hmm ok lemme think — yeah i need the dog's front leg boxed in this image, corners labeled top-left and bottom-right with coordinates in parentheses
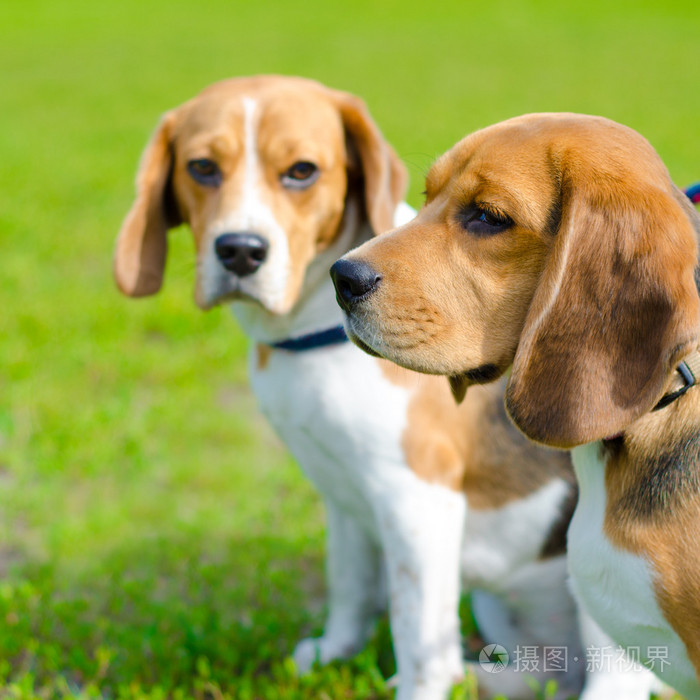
top-left (293, 501), bottom-right (382, 671)
top-left (377, 479), bottom-right (466, 700)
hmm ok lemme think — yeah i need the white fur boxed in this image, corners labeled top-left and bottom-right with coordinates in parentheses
top-left (394, 201), bottom-right (417, 227)
top-left (569, 442), bottom-right (692, 699)
top-left (466, 497), bottom-right (586, 700)
top-left (462, 479), bottom-right (569, 586)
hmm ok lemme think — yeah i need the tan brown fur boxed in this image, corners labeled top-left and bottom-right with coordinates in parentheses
top-left (407, 376), bottom-right (574, 509)
top-left (256, 343), bottom-right (272, 371)
top-left (377, 359), bottom-right (573, 514)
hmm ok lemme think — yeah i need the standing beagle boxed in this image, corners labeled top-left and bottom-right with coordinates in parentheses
top-left (332, 112), bottom-right (700, 699)
top-left (116, 83), bottom-right (647, 699)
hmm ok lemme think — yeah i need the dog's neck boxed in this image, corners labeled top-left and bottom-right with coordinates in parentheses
top-left (230, 197), bottom-right (370, 345)
top-left (577, 363), bottom-right (700, 533)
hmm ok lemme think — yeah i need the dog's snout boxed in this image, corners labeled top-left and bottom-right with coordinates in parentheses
top-left (214, 233), bottom-right (269, 277)
top-left (330, 258), bottom-right (382, 311)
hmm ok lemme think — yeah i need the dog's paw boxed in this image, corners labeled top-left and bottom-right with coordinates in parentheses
top-left (292, 637), bottom-right (323, 674)
top-left (292, 636), bottom-right (363, 673)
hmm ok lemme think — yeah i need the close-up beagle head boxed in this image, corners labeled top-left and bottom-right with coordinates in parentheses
top-left (332, 113), bottom-right (700, 448)
top-left (114, 75), bottom-right (405, 313)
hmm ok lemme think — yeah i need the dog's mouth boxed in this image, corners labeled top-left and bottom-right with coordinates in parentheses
top-left (347, 329), bottom-right (382, 358)
top-left (197, 275), bottom-right (265, 311)
top-left (212, 288), bottom-right (254, 307)
top-left (199, 268), bottom-right (298, 318)
top-left (343, 316), bottom-right (383, 358)
top-left (344, 312), bottom-right (510, 405)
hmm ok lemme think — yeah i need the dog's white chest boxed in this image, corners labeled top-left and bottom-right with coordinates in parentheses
top-left (249, 342), bottom-right (411, 522)
top-left (461, 478), bottom-right (570, 588)
top-left (569, 442), bottom-right (696, 696)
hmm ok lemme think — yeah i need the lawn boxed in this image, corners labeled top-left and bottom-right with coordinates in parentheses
top-left (1, 1), bottom-right (699, 698)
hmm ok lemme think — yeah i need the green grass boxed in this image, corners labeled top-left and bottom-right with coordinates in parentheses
top-left (1, 0), bottom-right (699, 697)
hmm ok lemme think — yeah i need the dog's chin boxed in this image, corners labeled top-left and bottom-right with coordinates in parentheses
top-left (196, 285), bottom-right (239, 310)
top-left (343, 317), bottom-right (383, 358)
top-left (196, 281), bottom-right (258, 311)
top-left (198, 285), bottom-right (299, 317)
top-left (346, 329), bottom-right (382, 358)
top-left (346, 317), bottom-right (507, 405)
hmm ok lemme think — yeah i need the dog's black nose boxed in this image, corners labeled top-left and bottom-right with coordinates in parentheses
top-left (330, 258), bottom-right (381, 311)
top-left (214, 233), bottom-right (269, 277)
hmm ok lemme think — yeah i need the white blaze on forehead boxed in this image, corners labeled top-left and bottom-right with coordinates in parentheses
top-left (201, 96), bottom-right (291, 312)
top-left (241, 97), bottom-right (261, 213)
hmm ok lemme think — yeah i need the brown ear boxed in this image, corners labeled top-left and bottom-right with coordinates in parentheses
top-left (332, 92), bottom-right (408, 234)
top-left (114, 110), bottom-right (182, 296)
top-left (506, 176), bottom-right (700, 448)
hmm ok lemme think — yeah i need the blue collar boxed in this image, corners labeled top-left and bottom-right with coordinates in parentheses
top-left (270, 325), bottom-right (349, 352)
top-left (686, 181), bottom-right (700, 204)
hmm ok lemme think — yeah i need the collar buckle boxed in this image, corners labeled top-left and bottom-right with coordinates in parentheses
top-left (652, 360), bottom-right (697, 412)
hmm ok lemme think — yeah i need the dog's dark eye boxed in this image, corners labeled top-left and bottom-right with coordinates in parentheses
top-left (281, 161), bottom-right (319, 189)
top-left (187, 158), bottom-right (222, 186)
top-left (458, 205), bottom-right (513, 236)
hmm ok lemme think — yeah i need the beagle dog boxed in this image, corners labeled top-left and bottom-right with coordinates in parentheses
top-left (332, 112), bottom-right (700, 699)
top-left (115, 81), bottom-right (636, 700)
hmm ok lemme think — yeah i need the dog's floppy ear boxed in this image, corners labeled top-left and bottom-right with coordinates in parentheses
top-left (114, 110), bottom-right (182, 296)
top-left (506, 173), bottom-right (700, 448)
top-left (332, 91), bottom-right (408, 234)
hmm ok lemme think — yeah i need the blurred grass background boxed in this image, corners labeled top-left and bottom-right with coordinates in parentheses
top-left (1, 0), bottom-right (699, 697)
